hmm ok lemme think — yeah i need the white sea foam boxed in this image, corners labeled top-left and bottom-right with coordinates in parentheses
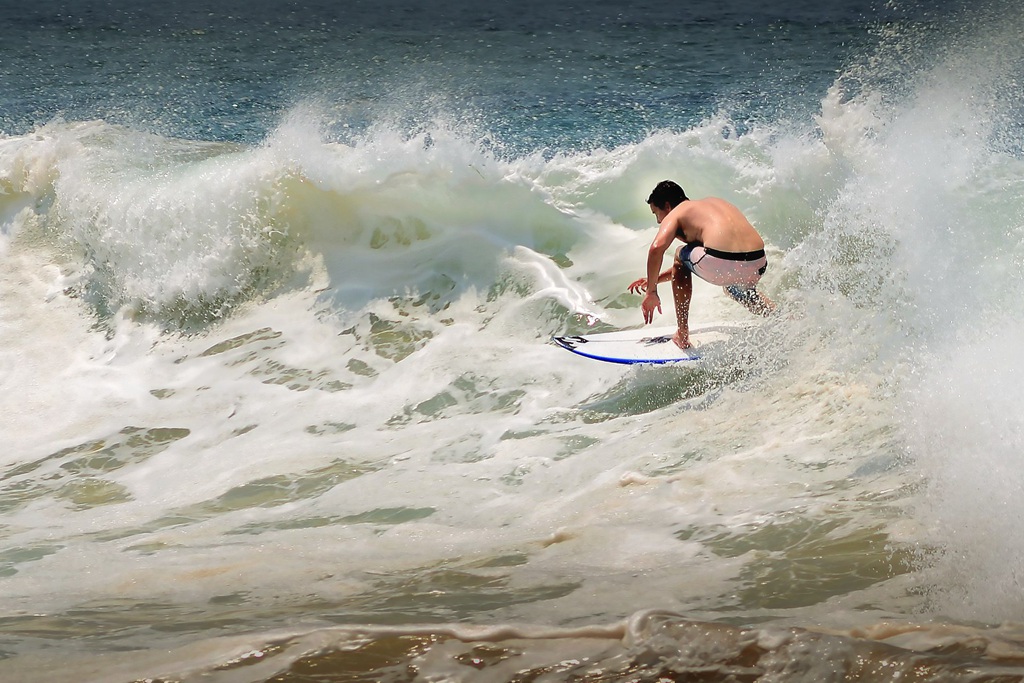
top-left (0, 107), bottom-right (895, 609)
top-left (2, 11), bottom-right (1024, 672)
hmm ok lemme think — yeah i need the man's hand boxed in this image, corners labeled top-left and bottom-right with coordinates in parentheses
top-left (641, 291), bottom-right (661, 324)
top-left (628, 278), bottom-right (648, 294)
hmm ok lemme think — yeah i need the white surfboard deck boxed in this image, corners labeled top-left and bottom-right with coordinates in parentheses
top-left (551, 323), bottom-right (747, 365)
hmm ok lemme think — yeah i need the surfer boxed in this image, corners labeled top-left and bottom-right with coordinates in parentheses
top-left (629, 180), bottom-right (775, 349)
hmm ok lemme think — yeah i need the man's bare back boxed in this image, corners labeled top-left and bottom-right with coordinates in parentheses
top-left (658, 197), bottom-right (766, 253)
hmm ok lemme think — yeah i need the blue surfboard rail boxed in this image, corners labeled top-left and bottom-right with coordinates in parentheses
top-left (551, 333), bottom-right (702, 365)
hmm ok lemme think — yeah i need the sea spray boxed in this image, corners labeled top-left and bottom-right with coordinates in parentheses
top-left (6, 1), bottom-right (1024, 680)
top-left (791, 1), bottom-right (1024, 622)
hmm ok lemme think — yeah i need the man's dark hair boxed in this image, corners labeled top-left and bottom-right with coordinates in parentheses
top-left (646, 180), bottom-right (688, 208)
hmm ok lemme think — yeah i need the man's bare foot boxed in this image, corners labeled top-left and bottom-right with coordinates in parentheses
top-left (673, 330), bottom-right (692, 350)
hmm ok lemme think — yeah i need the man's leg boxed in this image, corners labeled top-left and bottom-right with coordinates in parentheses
top-left (724, 285), bottom-right (775, 317)
top-left (671, 260), bottom-right (693, 349)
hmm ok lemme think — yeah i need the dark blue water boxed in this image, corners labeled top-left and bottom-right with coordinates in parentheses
top-left (1, 0), bottom-right (944, 151)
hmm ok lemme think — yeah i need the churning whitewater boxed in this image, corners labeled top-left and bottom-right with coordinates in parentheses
top-left (3, 0), bottom-right (1024, 680)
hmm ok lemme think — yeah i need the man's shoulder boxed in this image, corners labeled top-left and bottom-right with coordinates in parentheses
top-left (673, 198), bottom-right (711, 217)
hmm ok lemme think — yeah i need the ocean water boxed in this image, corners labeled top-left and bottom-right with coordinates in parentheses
top-left (4, 0), bottom-right (1024, 680)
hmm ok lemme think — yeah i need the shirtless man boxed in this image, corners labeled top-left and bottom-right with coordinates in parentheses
top-left (628, 180), bottom-right (775, 349)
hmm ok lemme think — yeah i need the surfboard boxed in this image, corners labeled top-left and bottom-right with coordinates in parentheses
top-left (551, 323), bottom-right (743, 365)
